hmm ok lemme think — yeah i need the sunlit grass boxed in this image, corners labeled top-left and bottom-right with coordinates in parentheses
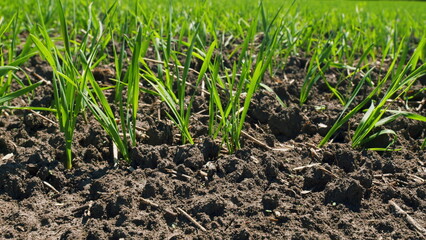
top-left (0, 0), bottom-right (425, 168)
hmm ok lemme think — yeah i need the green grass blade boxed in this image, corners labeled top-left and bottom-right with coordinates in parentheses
top-left (237, 60), bottom-right (264, 137)
top-left (360, 129), bottom-right (396, 146)
top-left (0, 81), bottom-right (42, 104)
top-left (56, 0), bottom-right (71, 56)
top-left (126, 26), bottom-right (145, 146)
top-left (0, 66), bottom-right (19, 77)
top-left (29, 34), bottom-right (57, 71)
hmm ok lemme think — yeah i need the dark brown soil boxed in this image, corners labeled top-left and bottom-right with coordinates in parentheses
top-left (1, 54), bottom-right (425, 240)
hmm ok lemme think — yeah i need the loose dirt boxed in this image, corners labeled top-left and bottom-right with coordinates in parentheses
top-left (0, 54), bottom-right (425, 240)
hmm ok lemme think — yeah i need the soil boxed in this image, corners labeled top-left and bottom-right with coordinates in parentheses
top-left (0, 52), bottom-right (425, 240)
